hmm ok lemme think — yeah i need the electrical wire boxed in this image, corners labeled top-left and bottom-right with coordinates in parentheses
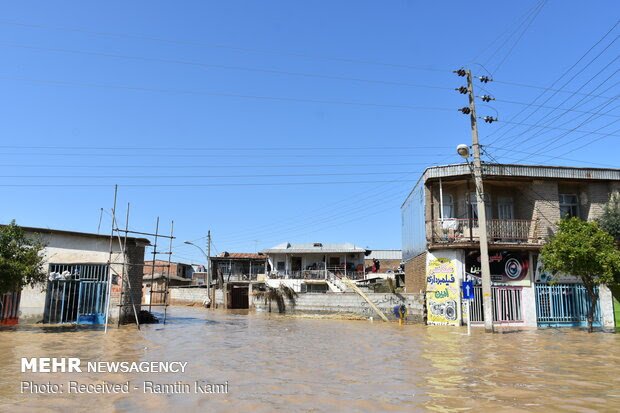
top-left (0, 74), bottom-right (456, 112)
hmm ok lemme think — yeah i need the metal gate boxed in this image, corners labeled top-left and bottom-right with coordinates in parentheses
top-left (535, 284), bottom-right (600, 327)
top-left (44, 264), bottom-right (108, 325)
top-left (0, 292), bottom-right (21, 325)
top-left (470, 286), bottom-right (523, 324)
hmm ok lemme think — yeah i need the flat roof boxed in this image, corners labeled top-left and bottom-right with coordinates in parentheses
top-left (263, 242), bottom-right (368, 254)
top-left (402, 162), bottom-right (620, 207)
top-left (423, 163), bottom-right (620, 183)
top-left (3, 224), bottom-right (151, 245)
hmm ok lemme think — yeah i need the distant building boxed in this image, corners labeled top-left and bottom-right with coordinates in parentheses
top-left (364, 249), bottom-right (402, 273)
top-left (401, 163), bottom-right (619, 329)
top-left (209, 252), bottom-right (268, 309)
top-left (262, 242), bottom-right (370, 293)
top-left (142, 260), bottom-right (193, 304)
top-left (8, 226), bottom-right (149, 326)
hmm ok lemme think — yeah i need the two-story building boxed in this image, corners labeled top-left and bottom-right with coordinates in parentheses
top-left (402, 163), bottom-right (619, 329)
top-left (262, 242), bottom-right (370, 293)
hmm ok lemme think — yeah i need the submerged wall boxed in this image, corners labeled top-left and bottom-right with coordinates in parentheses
top-left (253, 292), bottom-right (425, 322)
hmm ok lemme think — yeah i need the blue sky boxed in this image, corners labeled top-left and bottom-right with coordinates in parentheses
top-left (0, 1), bottom-right (618, 264)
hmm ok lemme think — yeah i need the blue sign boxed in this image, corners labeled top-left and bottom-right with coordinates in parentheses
top-left (462, 281), bottom-right (474, 300)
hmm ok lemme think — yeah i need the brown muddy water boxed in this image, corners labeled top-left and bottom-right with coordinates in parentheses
top-left (1, 306), bottom-right (619, 413)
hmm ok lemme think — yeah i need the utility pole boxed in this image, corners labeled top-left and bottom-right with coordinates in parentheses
top-left (206, 230), bottom-right (211, 288)
top-left (465, 69), bottom-right (494, 333)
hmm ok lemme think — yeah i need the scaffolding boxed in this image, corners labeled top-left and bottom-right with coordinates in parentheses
top-left (104, 185), bottom-right (175, 332)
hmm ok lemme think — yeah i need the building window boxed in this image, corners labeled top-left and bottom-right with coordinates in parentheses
top-left (497, 196), bottom-right (514, 220)
top-left (276, 261), bottom-right (285, 271)
top-left (469, 192), bottom-right (492, 219)
top-left (441, 194), bottom-right (454, 219)
top-left (559, 194), bottom-right (578, 218)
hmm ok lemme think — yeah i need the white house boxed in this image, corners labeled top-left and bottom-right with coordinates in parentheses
top-left (261, 242), bottom-right (370, 293)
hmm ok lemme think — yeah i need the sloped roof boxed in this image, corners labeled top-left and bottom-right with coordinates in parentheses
top-left (263, 242), bottom-right (368, 254)
top-left (214, 252), bottom-right (266, 260)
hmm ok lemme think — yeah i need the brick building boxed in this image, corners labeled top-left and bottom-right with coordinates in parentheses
top-left (401, 163), bottom-right (619, 329)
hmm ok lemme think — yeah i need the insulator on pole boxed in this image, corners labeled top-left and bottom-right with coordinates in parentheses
top-left (456, 86), bottom-right (468, 94)
top-left (478, 75), bottom-right (493, 83)
top-left (480, 95), bottom-right (495, 102)
top-left (482, 116), bottom-right (498, 123)
top-left (459, 107), bottom-right (471, 115)
top-left (453, 68), bottom-right (467, 77)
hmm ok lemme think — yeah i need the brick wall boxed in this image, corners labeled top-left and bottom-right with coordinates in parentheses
top-left (584, 182), bottom-right (611, 221)
top-left (404, 252), bottom-right (427, 293)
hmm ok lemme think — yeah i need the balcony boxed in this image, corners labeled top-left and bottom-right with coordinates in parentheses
top-left (428, 218), bottom-right (537, 245)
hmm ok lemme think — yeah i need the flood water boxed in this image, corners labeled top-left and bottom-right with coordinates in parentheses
top-left (1, 306), bottom-right (619, 412)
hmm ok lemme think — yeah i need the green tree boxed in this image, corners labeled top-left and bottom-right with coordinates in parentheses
top-left (540, 217), bottom-right (620, 332)
top-left (0, 221), bottom-right (46, 295)
top-left (599, 193), bottom-right (620, 242)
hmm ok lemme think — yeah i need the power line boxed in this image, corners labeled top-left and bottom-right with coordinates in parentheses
top-left (0, 162), bottom-right (431, 169)
top-left (492, 80), bottom-right (616, 99)
top-left (0, 19), bottom-right (450, 73)
top-left (0, 144), bottom-right (451, 151)
top-left (0, 75), bottom-right (456, 112)
top-left (484, 20), bottom-right (620, 145)
top-left (494, 98), bottom-right (620, 118)
top-left (471, 0), bottom-right (545, 64)
top-left (0, 179), bottom-right (418, 188)
top-left (0, 42), bottom-right (455, 91)
top-left (488, 45), bottom-right (620, 147)
top-left (491, 0), bottom-right (547, 73)
top-left (0, 171), bottom-right (423, 179)
top-left (484, 145), bottom-right (619, 168)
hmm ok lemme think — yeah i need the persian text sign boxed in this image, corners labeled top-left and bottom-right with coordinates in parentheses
top-left (426, 258), bottom-right (460, 326)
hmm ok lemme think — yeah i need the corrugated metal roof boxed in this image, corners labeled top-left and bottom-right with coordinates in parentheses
top-left (263, 242), bottom-right (367, 254)
top-left (366, 250), bottom-right (402, 260)
top-left (213, 252), bottom-right (266, 260)
top-left (423, 163), bottom-right (620, 182)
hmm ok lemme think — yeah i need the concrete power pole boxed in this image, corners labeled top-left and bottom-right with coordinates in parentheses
top-left (206, 230), bottom-right (211, 288)
top-left (465, 69), bottom-right (494, 333)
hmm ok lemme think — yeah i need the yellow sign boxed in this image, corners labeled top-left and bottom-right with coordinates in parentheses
top-left (426, 258), bottom-right (460, 326)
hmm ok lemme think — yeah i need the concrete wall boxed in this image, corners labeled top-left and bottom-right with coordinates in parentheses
top-left (599, 285), bottom-right (615, 331)
top-left (253, 292), bottom-right (425, 322)
top-left (169, 287), bottom-right (210, 305)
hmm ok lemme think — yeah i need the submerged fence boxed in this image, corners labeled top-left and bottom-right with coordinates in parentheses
top-left (535, 284), bottom-right (600, 327)
top-left (470, 286), bottom-right (523, 324)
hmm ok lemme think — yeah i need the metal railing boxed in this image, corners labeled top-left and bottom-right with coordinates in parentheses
top-left (44, 264), bottom-right (108, 324)
top-left (429, 219), bottom-right (535, 244)
top-left (470, 286), bottom-right (523, 324)
top-left (268, 266), bottom-right (365, 280)
top-left (535, 284), bottom-right (600, 326)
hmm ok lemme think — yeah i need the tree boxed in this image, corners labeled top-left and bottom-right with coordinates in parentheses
top-left (254, 284), bottom-right (298, 313)
top-left (599, 193), bottom-right (620, 243)
top-left (540, 217), bottom-right (620, 332)
top-left (0, 221), bottom-right (46, 295)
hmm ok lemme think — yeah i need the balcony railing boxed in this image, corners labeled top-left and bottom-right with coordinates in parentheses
top-left (429, 218), bottom-right (536, 244)
top-left (268, 266), bottom-right (365, 280)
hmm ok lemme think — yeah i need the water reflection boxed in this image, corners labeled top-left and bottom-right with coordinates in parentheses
top-left (1, 307), bottom-right (618, 412)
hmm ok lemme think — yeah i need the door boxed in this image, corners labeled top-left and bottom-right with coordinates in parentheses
top-left (76, 280), bottom-right (108, 325)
